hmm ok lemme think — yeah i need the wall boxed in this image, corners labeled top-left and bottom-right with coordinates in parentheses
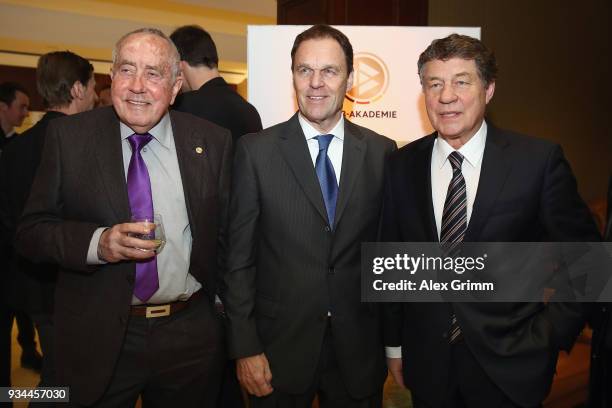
top-left (428, 0), bottom-right (611, 203)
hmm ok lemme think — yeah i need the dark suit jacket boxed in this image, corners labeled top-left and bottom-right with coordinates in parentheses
top-left (15, 107), bottom-right (232, 405)
top-left (0, 125), bottom-right (13, 299)
top-left (0, 127), bottom-right (13, 151)
top-left (0, 111), bottom-right (65, 314)
top-left (224, 113), bottom-right (396, 398)
top-left (173, 77), bottom-right (263, 144)
top-left (381, 125), bottom-right (600, 407)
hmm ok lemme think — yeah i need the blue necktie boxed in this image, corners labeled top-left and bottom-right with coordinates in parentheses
top-left (314, 135), bottom-right (338, 228)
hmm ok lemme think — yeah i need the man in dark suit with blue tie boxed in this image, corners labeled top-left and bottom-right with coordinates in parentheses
top-left (224, 24), bottom-right (396, 408)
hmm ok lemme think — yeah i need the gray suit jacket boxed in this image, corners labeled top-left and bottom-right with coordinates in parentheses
top-left (15, 107), bottom-right (232, 405)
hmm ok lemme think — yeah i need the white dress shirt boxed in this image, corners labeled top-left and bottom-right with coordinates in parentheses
top-left (299, 113), bottom-right (344, 183)
top-left (431, 120), bottom-right (487, 239)
top-left (386, 120), bottom-right (488, 359)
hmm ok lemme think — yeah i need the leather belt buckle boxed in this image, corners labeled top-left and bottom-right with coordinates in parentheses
top-left (145, 304), bottom-right (171, 318)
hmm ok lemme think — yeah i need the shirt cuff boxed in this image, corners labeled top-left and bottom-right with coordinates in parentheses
top-left (385, 346), bottom-right (402, 359)
top-left (87, 227), bottom-right (109, 265)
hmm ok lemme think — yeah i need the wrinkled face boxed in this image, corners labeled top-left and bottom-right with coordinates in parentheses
top-left (111, 33), bottom-right (182, 133)
top-left (1, 90), bottom-right (29, 128)
top-left (422, 58), bottom-right (495, 146)
top-left (293, 38), bottom-right (353, 133)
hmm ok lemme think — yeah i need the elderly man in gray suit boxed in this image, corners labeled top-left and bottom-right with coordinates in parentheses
top-left (16, 28), bottom-right (231, 407)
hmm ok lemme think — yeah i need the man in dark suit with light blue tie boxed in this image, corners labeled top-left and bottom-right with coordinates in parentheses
top-left (224, 24), bottom-right (396, 408)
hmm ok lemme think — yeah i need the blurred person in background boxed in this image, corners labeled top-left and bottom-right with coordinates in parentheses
top-left (0, 81), bottom-right (29, 151)
top-left (97, 84), bottom-right (112, 107)
top-left (171, 24), bottom-right (262, 144)
top-left (0, 50), bottom-right (97, 398)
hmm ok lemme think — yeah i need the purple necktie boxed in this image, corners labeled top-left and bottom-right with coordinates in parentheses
top-left (127, 133), bottom-right (158, 302)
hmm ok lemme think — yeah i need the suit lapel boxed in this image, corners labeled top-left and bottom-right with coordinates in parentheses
top-left (334, 120), bottom-right (366, 228)
top-left (93, 109), bottom-right (130, 222)
top-left (465, 125), bottom-right (512, 241)
top-left (171, 111), bottom-right (211, 232)
top-left (276, 114), bottom-right (329, 224)
top-left (416, 135), bottom-right (438, 242)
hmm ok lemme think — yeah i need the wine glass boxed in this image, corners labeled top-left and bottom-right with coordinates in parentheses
top-left (130, 213), bottom-right (166, 253)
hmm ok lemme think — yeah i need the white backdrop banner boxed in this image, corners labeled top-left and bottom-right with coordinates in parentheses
top-left (248, 26), bottom-right (480, 143)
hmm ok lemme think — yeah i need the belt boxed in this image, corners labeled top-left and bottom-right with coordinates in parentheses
top-left (130, 290), bottom-right (202, 318)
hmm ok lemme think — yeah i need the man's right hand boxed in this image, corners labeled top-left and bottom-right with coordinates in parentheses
top-left (236, 353), bottom-right (273, 397)
top-left (98, 222), bottom-right (158, 263)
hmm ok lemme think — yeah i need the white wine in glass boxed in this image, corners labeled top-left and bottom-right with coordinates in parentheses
top-left (130, 213), bottom-right (166, 253)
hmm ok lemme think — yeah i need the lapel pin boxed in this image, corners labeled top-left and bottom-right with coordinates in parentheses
top-left (195, 147), bottom-right (204, 154)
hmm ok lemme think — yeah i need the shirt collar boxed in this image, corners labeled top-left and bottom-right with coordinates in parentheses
top-left (298, 113), bottom-right (345, 141)
top-left (120, 112), bottom-right (172, 150)
top-left (433, 120), bottom-right (487, 169)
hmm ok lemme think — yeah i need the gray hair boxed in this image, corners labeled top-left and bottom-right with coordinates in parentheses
top-left (112, 27), bottom-right (181, 82)
top-left (417, 34), bottom-right (497, 87)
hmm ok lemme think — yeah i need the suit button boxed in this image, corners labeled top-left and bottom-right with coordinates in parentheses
top-left (442, 332), bottom-right (448, 339)
top-left (328, 267), bottom-right (335, 275)
top-left (324, 226), bottom-right (331, 232)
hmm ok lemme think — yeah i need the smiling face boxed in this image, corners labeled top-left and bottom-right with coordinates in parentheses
top-left (110, 33), bottom-right (182, 133)
top-left (292, 38), bottom-right (353, 133)
top-left (421, 57), bottom-right (495, 148)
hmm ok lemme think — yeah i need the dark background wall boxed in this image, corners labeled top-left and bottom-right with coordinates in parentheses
top-left (428, 0), bottom-right (611, 203)
top-left (278, 0), bottom-right (428, 25)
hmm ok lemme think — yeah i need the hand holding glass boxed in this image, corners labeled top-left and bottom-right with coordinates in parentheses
top-left (130, 214), bottom-right (166, 253)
